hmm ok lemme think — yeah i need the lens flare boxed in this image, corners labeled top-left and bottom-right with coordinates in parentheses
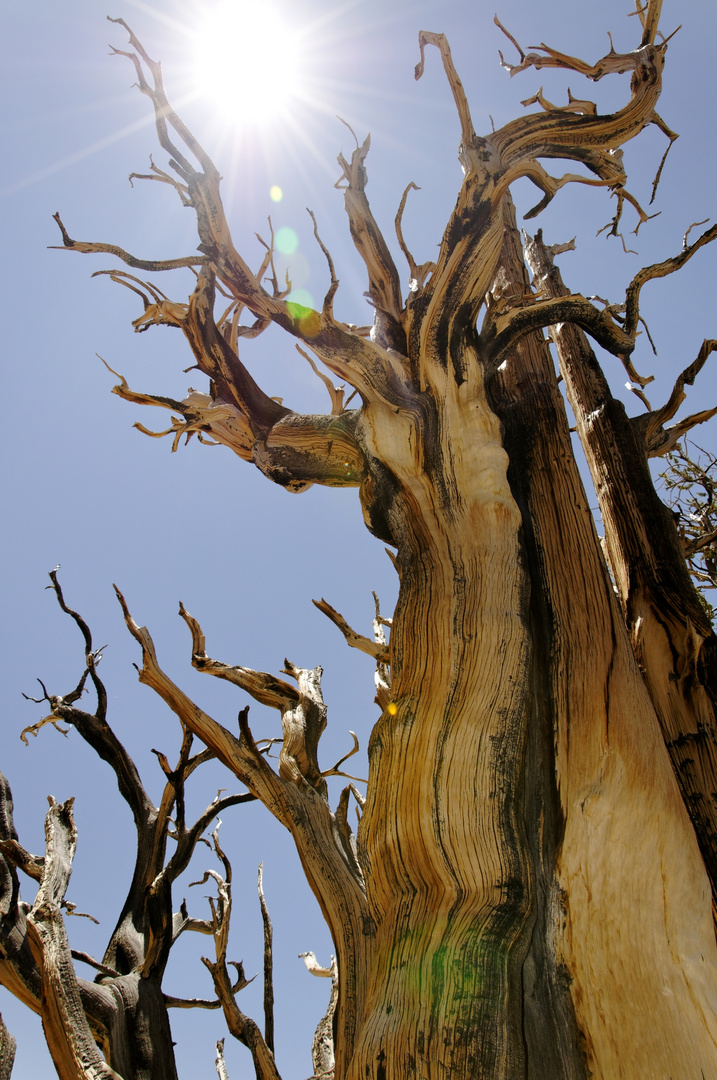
top-left (192, 2), bottom-right (302, 126)
top-left (275, 226), bottom-right (299, 255)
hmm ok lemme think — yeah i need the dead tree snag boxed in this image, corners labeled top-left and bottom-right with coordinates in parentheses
top-left (5, 2), bottom-right (717, 1077)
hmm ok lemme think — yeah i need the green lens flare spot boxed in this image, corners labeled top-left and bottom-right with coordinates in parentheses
top-left (286, 295), bottom-right (320, 337)
top-left (275, 226), bottom-right (298, 254)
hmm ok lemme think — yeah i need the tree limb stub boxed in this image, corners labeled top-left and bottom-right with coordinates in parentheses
top-left (27, 798), bottom-right (123, 1080)
top-left (312, 598), bottom-right (390, 663)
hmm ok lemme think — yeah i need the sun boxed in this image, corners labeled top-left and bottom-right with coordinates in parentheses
top-left (191, 2), bottom-right (304, 126)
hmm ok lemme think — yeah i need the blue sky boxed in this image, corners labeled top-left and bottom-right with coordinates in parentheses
top-left (2, 1), bottom-right (716, 1076)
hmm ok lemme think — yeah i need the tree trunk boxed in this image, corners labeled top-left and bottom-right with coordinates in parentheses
top-left (341, 200), bottom-right (717, 1079)
top-left (17, 6), bottom-right (717, 1077)
top-left (492, 200), bottom-right (717, 1079)
top-left (524, 230), bottom-right (717, 904)
top-left (351, 346), bottom-right (534, 1077)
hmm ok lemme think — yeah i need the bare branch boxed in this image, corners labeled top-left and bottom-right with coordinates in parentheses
top-left (648, 111), bottom-right (678, 204)
top-left (47, 569), bottom-right (107, 722)
top-left (257, 864), bottom-right (274, 1054)
top-left (215, 1038), bottom-right (231, 1080)
top-left (647, 408), bottom-right (717, 459)
top-left (395, 183), bottom-right (435, 292)
top-left (321, 732), bottom-right (367, 784)
top-left (199, 842), bottom-right (282, 1080)
top-left (307, 209), bottom-right (339, 318)
top-left (686, 528), bottom-right (717, 559)
top-left (27, 798), bottom-right (123, 1079)
top-left (164, 993), bottom-right (222, 1010)
top-left (299, 954), bottom-right (338, 1080)
top-left (129, 155), bottom-right (192, 206)
top-left (641, 340), bottom-right (717, 454)
top-left (416, 32), bottom-right (474, 149)
top-left (70, 951), bottom-right (121, 980)
top-left (296, 346), bottom-right (347, 416)
top-left (179, 602), bottom-right (299, 709)
top-left (51, 212), bottom-right (206, 271)
top-left (107, 17), bottom-right (217, 179)
top-left (0, 840), bottom-right (44, 882)
top-left (20, 574), bottom-right (153, 831)
top-left (299, 951), bottom-right (334, 978)
top-left (335, 133), bottom-right (406, 354)
top-left (278, 662), bottom-right (329, 794)
top-left (19, 714), bottom-right (70, 746)
top-left (625, 224), bottom-right (717, 339)
top-left (312, 598), bottom-right (390, 663)
top-left (640, 0), bottom-right (664, 46)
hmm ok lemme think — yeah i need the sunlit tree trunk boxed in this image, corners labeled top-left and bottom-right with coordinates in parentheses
top-left (5, 2), bottom-right (717, 1078)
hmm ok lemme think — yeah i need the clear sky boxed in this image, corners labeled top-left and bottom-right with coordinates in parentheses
top-left (2, 1), bottom-right (716, 1077)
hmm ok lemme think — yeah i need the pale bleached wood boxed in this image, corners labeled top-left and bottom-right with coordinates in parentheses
top-left (9, 1), bottom-right (717, 1076)
top-left (494, 199), bottom-right (717, 1079)
top-left (525, 232), bottom-right (717, 907)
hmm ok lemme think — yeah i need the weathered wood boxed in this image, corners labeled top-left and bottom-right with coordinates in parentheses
top-left (525, 231), bottom-right (717, 906)
top-left (494, 197), bottom-right (717, 1079)
top-left (26, 798), bottom-right (122, 1080)
top-left (7, 2), bottom-right (717, 1077)
top-left (0, 1014), bottom-right (15, 1080)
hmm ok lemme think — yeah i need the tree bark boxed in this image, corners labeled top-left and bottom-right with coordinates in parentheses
top-left (350, 348), bottom-right (534, 1077)
top-left (12, 4), bottom-right (717, 1077)
top-left (492, 198), bottom-right (717, 1078)
top-left (524, 231), bottom-right (717, 906)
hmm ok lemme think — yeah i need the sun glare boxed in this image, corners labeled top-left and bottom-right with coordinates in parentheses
top-left (192, 2), bottom-right (303, 126)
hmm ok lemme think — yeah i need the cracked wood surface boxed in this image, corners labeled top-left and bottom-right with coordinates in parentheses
top-left (493, 199), bottom-right (717, 1079)
top-left (525, 231), bottom-right (717, 913)
top-left (7, 1), bottom-right (717, 1077)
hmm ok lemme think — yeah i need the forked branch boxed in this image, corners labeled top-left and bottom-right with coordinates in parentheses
top-left (640, 340), bottom-right (717, 456)
top-left (199, 831), bottom-right (282, 1080)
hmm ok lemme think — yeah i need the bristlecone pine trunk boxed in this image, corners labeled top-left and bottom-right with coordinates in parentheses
top-left (6, 1), bottom-right (717, 1078)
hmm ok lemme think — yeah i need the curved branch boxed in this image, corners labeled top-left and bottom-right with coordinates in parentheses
top-left (488, 228), bottom-right (717, 383)
top-left (395, 183), bottom-right (435, 292)
top-left (26, 573), bottom-right (154, 832)
top-left (312, 598), bottom-right (390, 663)
top-left (416, 32), bottom-right (475, 149)
top-left (115, 587), bottom-right (287, 812)
top-left (645, 408), bottom-right (717, 459)
top-left (51, 213), bottom-right (206, 271)
top-left (485, 292), bottom-right (634, 367)
top-left (624, 224), bottom-right (717, 337)
top-left (115, 588), bottom-right (371, 1069)
top-left (335, 134), bottom-right (406, 353)
top-left (101, 354), bottom-right (367, 491)
top-left (179, 602), bottom-right (299, 710)
top-left (640, 340), bottom-right (717, 454)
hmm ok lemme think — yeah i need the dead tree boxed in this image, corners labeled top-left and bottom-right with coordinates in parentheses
top-left (4, 1), bottom-right (717, 1076)
top-left (659, 441), bottom-right (717, 616)
top-left (0, 574), bottom-right (274, 1080)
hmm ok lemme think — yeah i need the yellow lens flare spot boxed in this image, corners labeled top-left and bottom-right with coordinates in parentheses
top-left (192, 3), bottom-right (302, 127)
top-left (270, 185), bottom-right (283, 202)
top-left (387, 702), bottom-right (398, 716)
